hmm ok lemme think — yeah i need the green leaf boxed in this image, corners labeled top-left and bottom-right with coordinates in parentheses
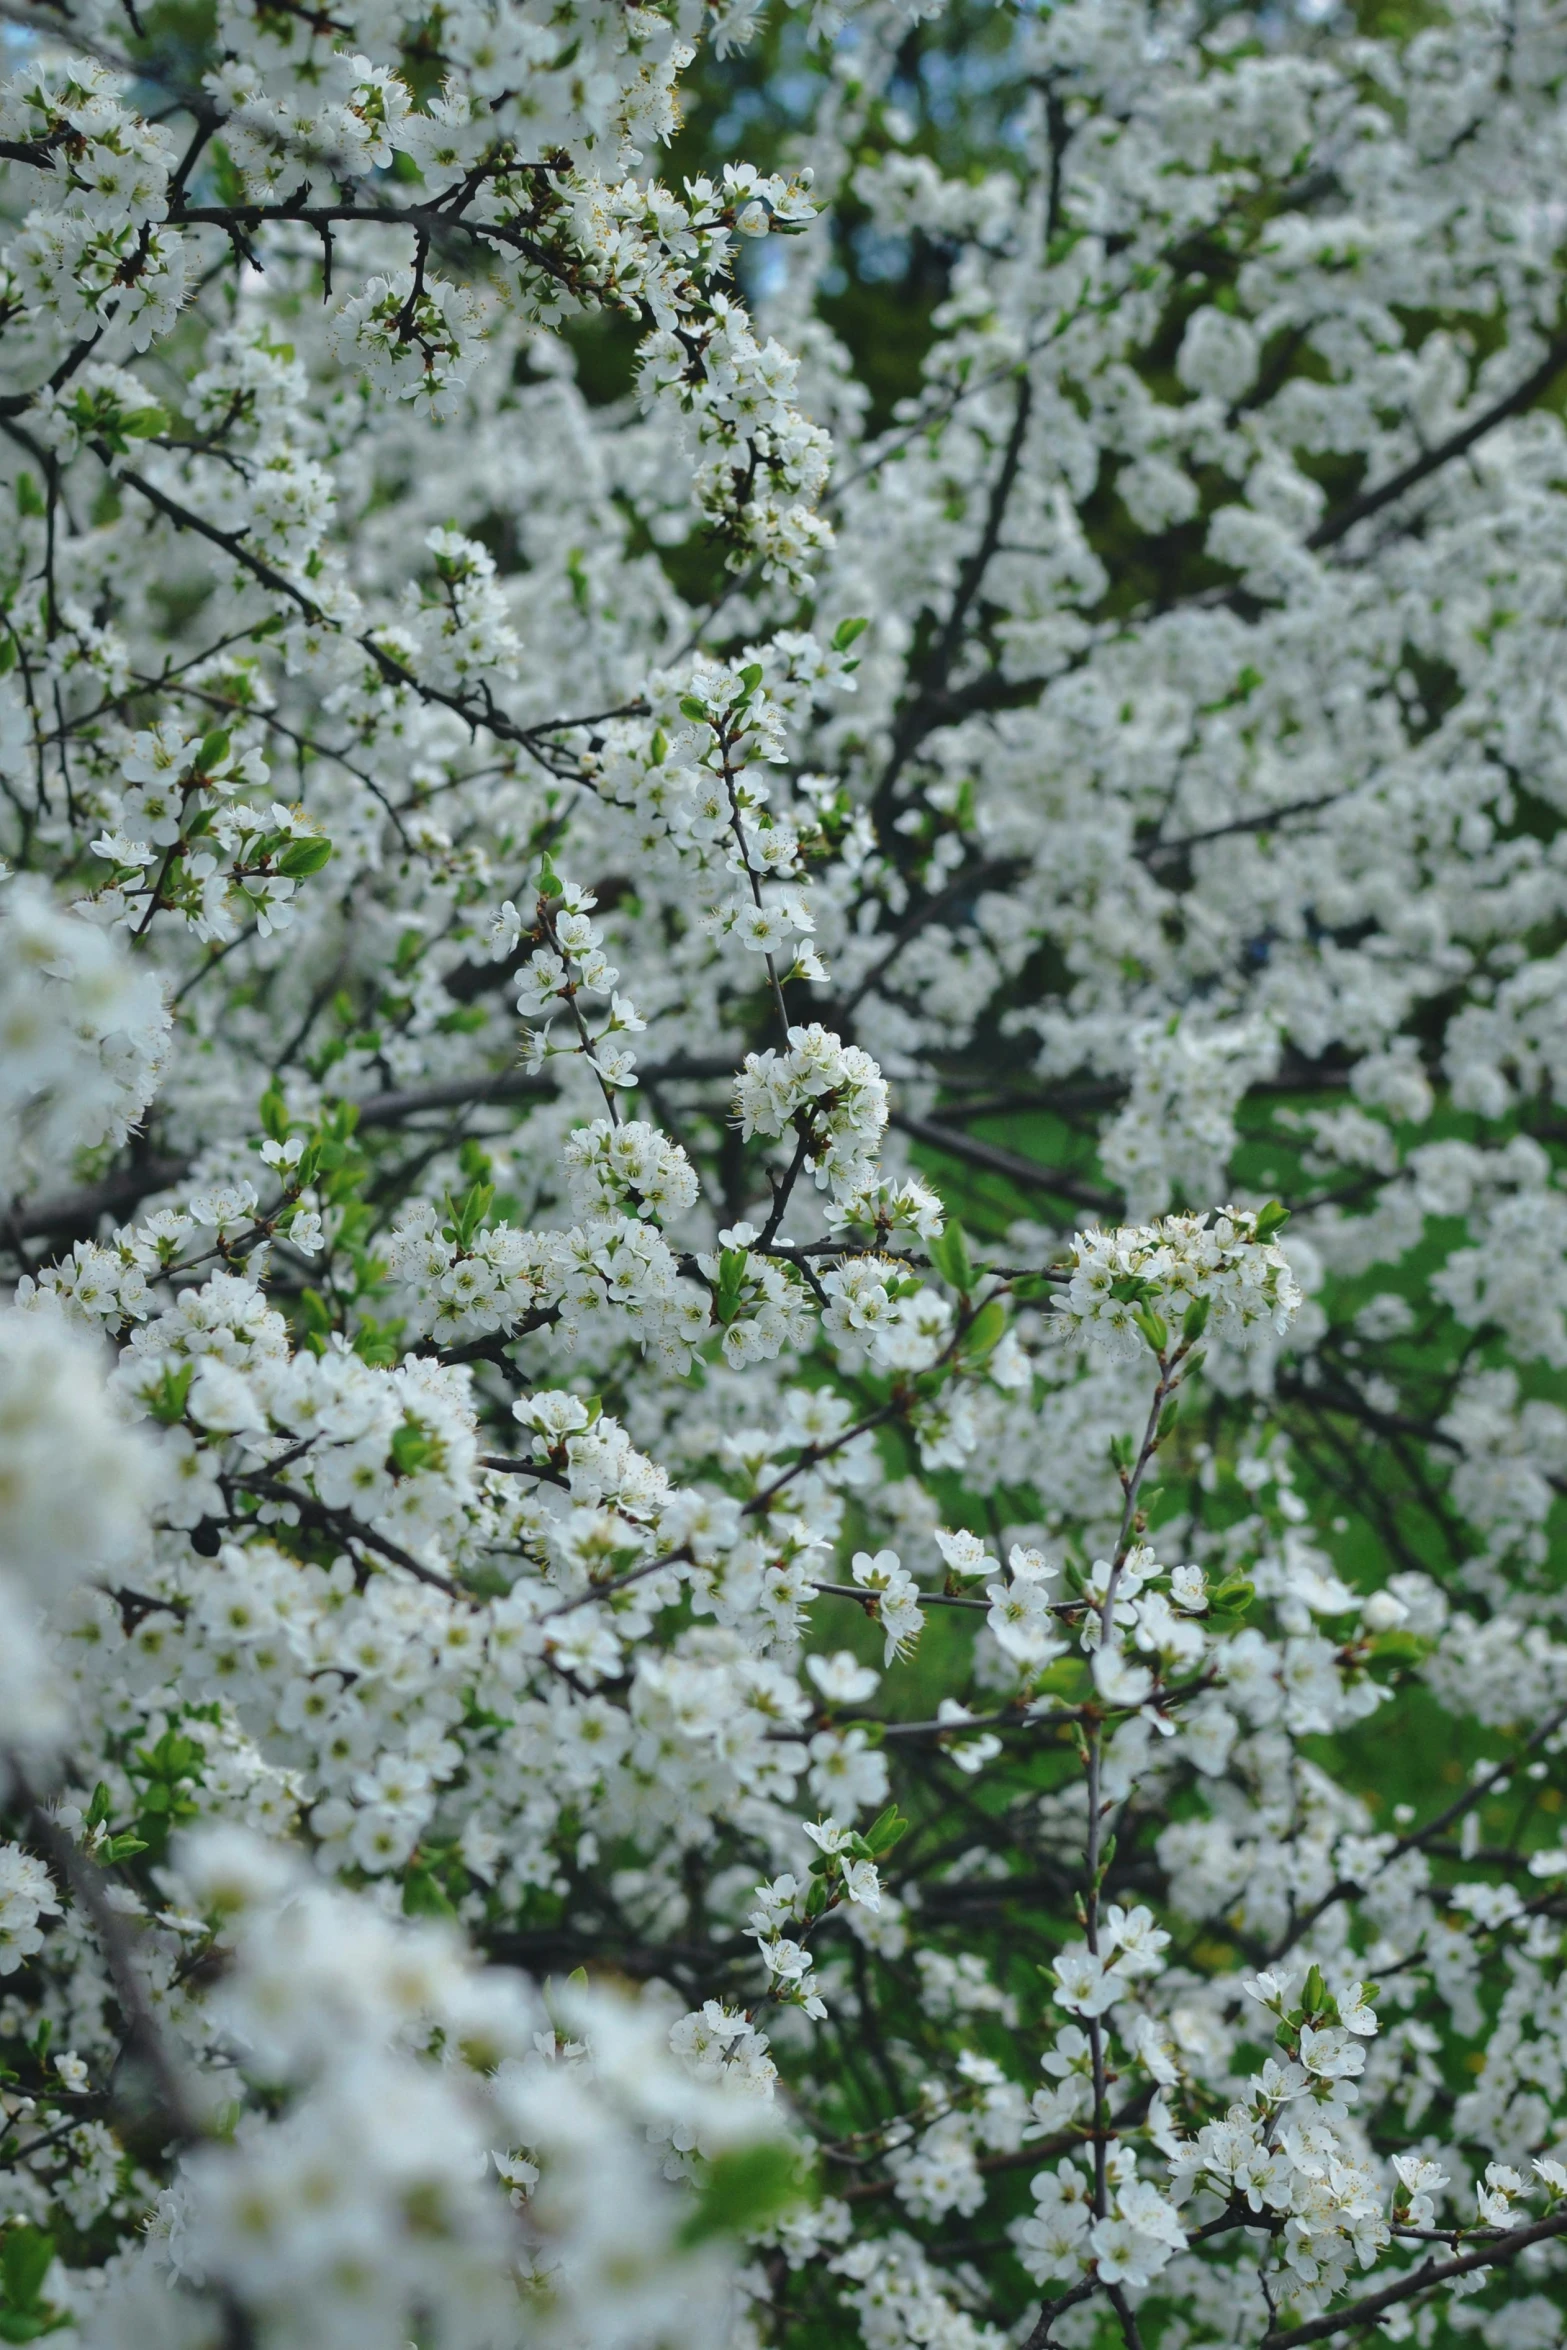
top-left (258, 1083), bottom-right (289, 1143)
top-left (2, 2229), bottom-right (54, 2312)
top-left (1132, 1307), bottom-right (1168, 1356)
top-left (122, 402), bottom-right (171, 440)
top-left (15, 474), bottom-right (43, 518)
top-left (678, 695), bottom-right (710, 723)
top-left (1181, 1293), bottom-right (1212, 1344)
top-left (194, 729), bottom-right (231, 773)
top-left (145, 1361), bottom-right (194, 1426)
top-left (390, 1418), bottom-right (437, 1476)
top-left (402, 1867), bottom-right (457, 1919)
top-left (715, 1246), bottom-right (750, 1325)
top-left (1253, 1199), bottom-right (1290, 1242)
top-left (299, 1287), bottom-right (332, 1336)
top-left (1208, 1575), bottom-right (1255, 1623)
top-left (833, 616), bottom-right (870, 650)
top-left (1366, 1628), bottom-right (1431, 1675)
top-left (964, 1298), bottom-right (1007, 1360)
top-left (448, 1180), bottom-right (494, 1249)
top-left (865, 1804), bottom-right (908, 1855)
top-left (929, 1221), bottom-right (974, 1294)
top-left (276, 835), bottom-right (333, 879)
top-left (352, 1318), bottom-right (402, 1369)
top-left (676, 2140), bottom-right (798, 2248)
top-left (1109, 1274), bottom-right (1154, 1305)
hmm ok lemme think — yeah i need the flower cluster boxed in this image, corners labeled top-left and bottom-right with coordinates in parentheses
top-left (81, 721), bottom-right (328, 946)
top-left (1049, 1207), bottom-right (1302, 1358)
top-left (0, 1309), bottom-right (151, 1755)
top-left (152, 1826), bottom-right (786, 2350)
top-left (0, 1844), bottom-right (61, 1975)
top-left (0, 878), bottom-right (170, 1190)
top-left (734, 1025), bottom-right (890, 1200)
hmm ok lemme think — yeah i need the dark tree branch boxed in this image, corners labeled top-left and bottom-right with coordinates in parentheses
top-left (1308, 329), bottom-right (1567, 552)
top-left (839, 857), bottom-right (1025, 1017)
top-left (1262, 2206), bottom-right (1567, 2347)
top-left (890, 1110), bottom-right (1116, 1214)
top-left (876, 374), bottom-right (1034, 814)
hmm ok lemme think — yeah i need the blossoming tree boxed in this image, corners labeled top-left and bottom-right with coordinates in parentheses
top-left (2, 0), bottom-right (1567, 2342)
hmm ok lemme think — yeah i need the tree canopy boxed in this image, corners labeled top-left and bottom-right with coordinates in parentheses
top-left (2, 0), bottom-right (1567, 2346)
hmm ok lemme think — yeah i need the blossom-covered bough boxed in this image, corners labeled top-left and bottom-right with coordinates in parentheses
top-left (3, 0), bottom-right (1567, 2342)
